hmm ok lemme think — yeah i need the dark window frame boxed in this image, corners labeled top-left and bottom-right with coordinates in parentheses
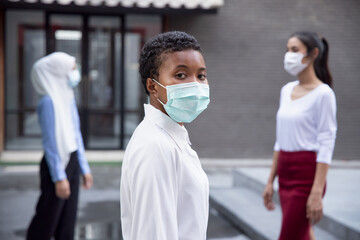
top-left (5, 10), bottom-right (149, 150)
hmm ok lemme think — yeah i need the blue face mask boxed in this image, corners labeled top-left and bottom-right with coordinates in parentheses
top-left (67, 69), bottom-right (81, 88)
top-left (152, 79), bottom-right (210, 123)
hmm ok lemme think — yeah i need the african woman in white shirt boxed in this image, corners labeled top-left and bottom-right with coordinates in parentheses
top-left (120, 31), bottom-right (210, 240)
top-left (263, 31), bottom-right (337, 240)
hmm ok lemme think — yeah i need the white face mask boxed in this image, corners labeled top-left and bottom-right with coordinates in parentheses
top-left (67, 69), bottom-right (81, 88)
top-left (152, 79), bottom-right (210, 123)
top-left (284, 52), bottom-right (308, 76)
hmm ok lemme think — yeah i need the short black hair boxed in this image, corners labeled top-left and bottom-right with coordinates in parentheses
top-left (139, 31), bottom-right (202, 94)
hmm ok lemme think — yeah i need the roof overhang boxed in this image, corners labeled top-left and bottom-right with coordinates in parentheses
top-left (0, 0), bottom-right (224, 15)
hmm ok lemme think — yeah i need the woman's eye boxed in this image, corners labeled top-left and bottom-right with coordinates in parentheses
top-left (176, 73), bottom-right (186, 78)
top-left (198, 74), bottom-right (206, 80)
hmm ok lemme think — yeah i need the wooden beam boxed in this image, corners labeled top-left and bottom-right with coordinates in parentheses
top-left (162, 15), bottom-right (169, 33)
top-left (0, 1), bottom-right (218, 15)
top-left (0, 7), bottom-right (4, 152)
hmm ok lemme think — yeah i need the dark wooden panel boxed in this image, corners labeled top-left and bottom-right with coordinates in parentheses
top-left (0, 7), bottom-right (4, 152)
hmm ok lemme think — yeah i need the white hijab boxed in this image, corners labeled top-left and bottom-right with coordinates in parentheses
top-left (31, 52), bottom-right (78, 169)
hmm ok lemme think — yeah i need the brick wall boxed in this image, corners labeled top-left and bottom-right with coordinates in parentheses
top-left (169, 0), bottom-right (360, 160)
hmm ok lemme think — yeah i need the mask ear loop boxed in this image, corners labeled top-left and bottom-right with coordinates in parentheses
top-left (300, 52), bottom-right (311, 66)
top-left (151, 78), bottom-right (167, 105)
top-left (152, 78), bottom-right (166, 89)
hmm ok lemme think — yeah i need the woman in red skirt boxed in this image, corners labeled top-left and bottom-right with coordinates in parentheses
top-left (263, 31), bottom-right (337, 240)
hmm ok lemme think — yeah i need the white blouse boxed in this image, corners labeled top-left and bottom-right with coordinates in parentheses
top-left (274, 81), bottom-right (337, 164)
top-left (120, 104), bottom-right (209, 240)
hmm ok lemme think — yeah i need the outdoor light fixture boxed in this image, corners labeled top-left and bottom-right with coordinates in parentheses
top-left (55, 30), bottom-right (82, 41)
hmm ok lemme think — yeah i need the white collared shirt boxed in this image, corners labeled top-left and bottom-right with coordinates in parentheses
top-left (120, 104), bottom-right (209, 240)
top-left (274, 80), bottom-right (337, 164)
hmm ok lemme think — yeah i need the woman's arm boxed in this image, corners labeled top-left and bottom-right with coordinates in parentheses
top-left (307, 90), bottom-right (336, 224)
top-left (306, 163), bottom-right (329, 224)
top-left (71, 100), bottom-right (90, 174)
top-left (70, 100), bottom-right (92, 189)
top-left (121, 143), bottom-right (179, 239)
top-left (267, 151), bottom-right (279, 184)
top-left (315, 90), bottom-right (337, 165)
top-left (38, 96), bottom-right (70, 199)
top-left (263, 151), bottom-right (279, 210)
top-left (38, 96), bottom-right (67, 182)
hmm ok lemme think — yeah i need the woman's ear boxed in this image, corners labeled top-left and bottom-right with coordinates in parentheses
top-left (303, 48), bottom-right (319, 64)
top-left (146, 78), bottom-right (157, 96)
top-left (311, 48), bottom-right (320, 60)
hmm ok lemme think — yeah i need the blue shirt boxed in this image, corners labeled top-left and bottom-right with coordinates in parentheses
top-left (37, 96), bottom-right (91, 182)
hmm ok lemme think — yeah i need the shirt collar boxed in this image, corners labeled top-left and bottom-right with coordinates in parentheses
top-left (144, 104), bottom-right (191, 151)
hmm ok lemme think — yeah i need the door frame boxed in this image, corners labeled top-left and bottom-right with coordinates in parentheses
top-left (0, 7), bottom-right (4, 152)
top-left (45, 12), bottom-right (126, 149)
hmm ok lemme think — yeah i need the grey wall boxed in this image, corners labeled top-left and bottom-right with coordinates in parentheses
top-left (169, 0), bottom-right (360, 160)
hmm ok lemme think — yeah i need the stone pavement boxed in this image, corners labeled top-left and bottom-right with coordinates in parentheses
top-left (0, 163), bottom-right (248, 240)
top-left (1, 156), bottom-right (359, 240)
top-left (206, 162), bottom-right (360, 240)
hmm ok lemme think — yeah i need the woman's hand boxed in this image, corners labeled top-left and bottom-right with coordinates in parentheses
top-left (82, 173), bottom-right (93, 190)
top-left (306, 191), bottom-right (323, 225)
top-left (307, 162), bottom-right (328, 225)
top-left (55, 179), bottom-right (71, 199)
top-left (263, 183), bottom-right (275, 210)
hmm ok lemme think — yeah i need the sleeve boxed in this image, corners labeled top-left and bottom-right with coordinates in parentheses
top-left (273, 87), bottom-right (283, 152)
top-left (71, 100), bottom-right (90, 175)
top-left (316, 90), bottom-right (337, 164)
top-left (38, 96), bottom-right (67, 182)
top-left (274, 141), bottom-right (280, 152)
top-left (122, 143), bottom-right (179, 240)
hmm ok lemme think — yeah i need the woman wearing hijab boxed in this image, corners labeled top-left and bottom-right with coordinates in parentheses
top-left (27, 52), bottom-right (93, 240)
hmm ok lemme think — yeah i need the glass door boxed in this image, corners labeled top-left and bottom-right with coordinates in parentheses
top-left (48, 14), bottom-right (83, 104)
top-left (48, 14), bottom-right (124, 149)
top-left (4, 12), bottom-right (159, 150)
top-left (87, 16), bottom-right (122, 149)
top-left (4, 10), bottom-right (45, 150)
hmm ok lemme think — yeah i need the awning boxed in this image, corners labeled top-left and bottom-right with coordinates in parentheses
top-left (3, 0), bottom-right (224, 10)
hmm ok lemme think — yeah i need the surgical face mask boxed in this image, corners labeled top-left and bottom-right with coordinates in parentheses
top-left (284, 52), bottom-right (308, 76)
top-left (67, 69), bottom-right (81, 88)
top-left (152, 79), bottom-right (210, 123)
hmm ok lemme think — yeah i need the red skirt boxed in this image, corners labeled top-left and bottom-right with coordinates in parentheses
top-left (278, 150), bottom-right (326, 240)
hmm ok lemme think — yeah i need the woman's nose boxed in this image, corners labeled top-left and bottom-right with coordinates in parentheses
top-left (190, 76), bottom-right (202, 84)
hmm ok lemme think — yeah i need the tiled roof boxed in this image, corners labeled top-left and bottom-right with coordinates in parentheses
top-left (7, 0), bottom-right (224, 9)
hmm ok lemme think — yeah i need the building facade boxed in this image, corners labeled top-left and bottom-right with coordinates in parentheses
top-left (1, 0), bottom-right (359, 160)
top-left (0, 0), bottom-right (222, 152)
top-left (169, 0), bottom-right (360, 160)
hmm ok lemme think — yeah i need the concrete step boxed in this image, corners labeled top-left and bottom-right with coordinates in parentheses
top-left (208, 236), bottom-right (250, 240)
top-left (233, 169), bottom-right (360, 240)
top-left (210, 187), bottom-right (342, 240)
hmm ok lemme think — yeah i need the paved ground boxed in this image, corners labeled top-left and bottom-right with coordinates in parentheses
top-left (1, 158), bottom-right (359, 240)
top-left (208, 167), bottom-right (360, 240)
top-left (0, 164), bottom-right (247, 240)
top-left (233, 167), bottom-right (360, 234)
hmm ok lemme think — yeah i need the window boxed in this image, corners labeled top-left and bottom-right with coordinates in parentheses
top-left (4, 11), bottom-right (161, 150)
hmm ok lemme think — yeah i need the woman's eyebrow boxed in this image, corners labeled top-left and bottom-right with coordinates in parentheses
top-left (175, 65), bottom-right (189, 69)
top-left (174, 65), bottom-right (206, 71)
